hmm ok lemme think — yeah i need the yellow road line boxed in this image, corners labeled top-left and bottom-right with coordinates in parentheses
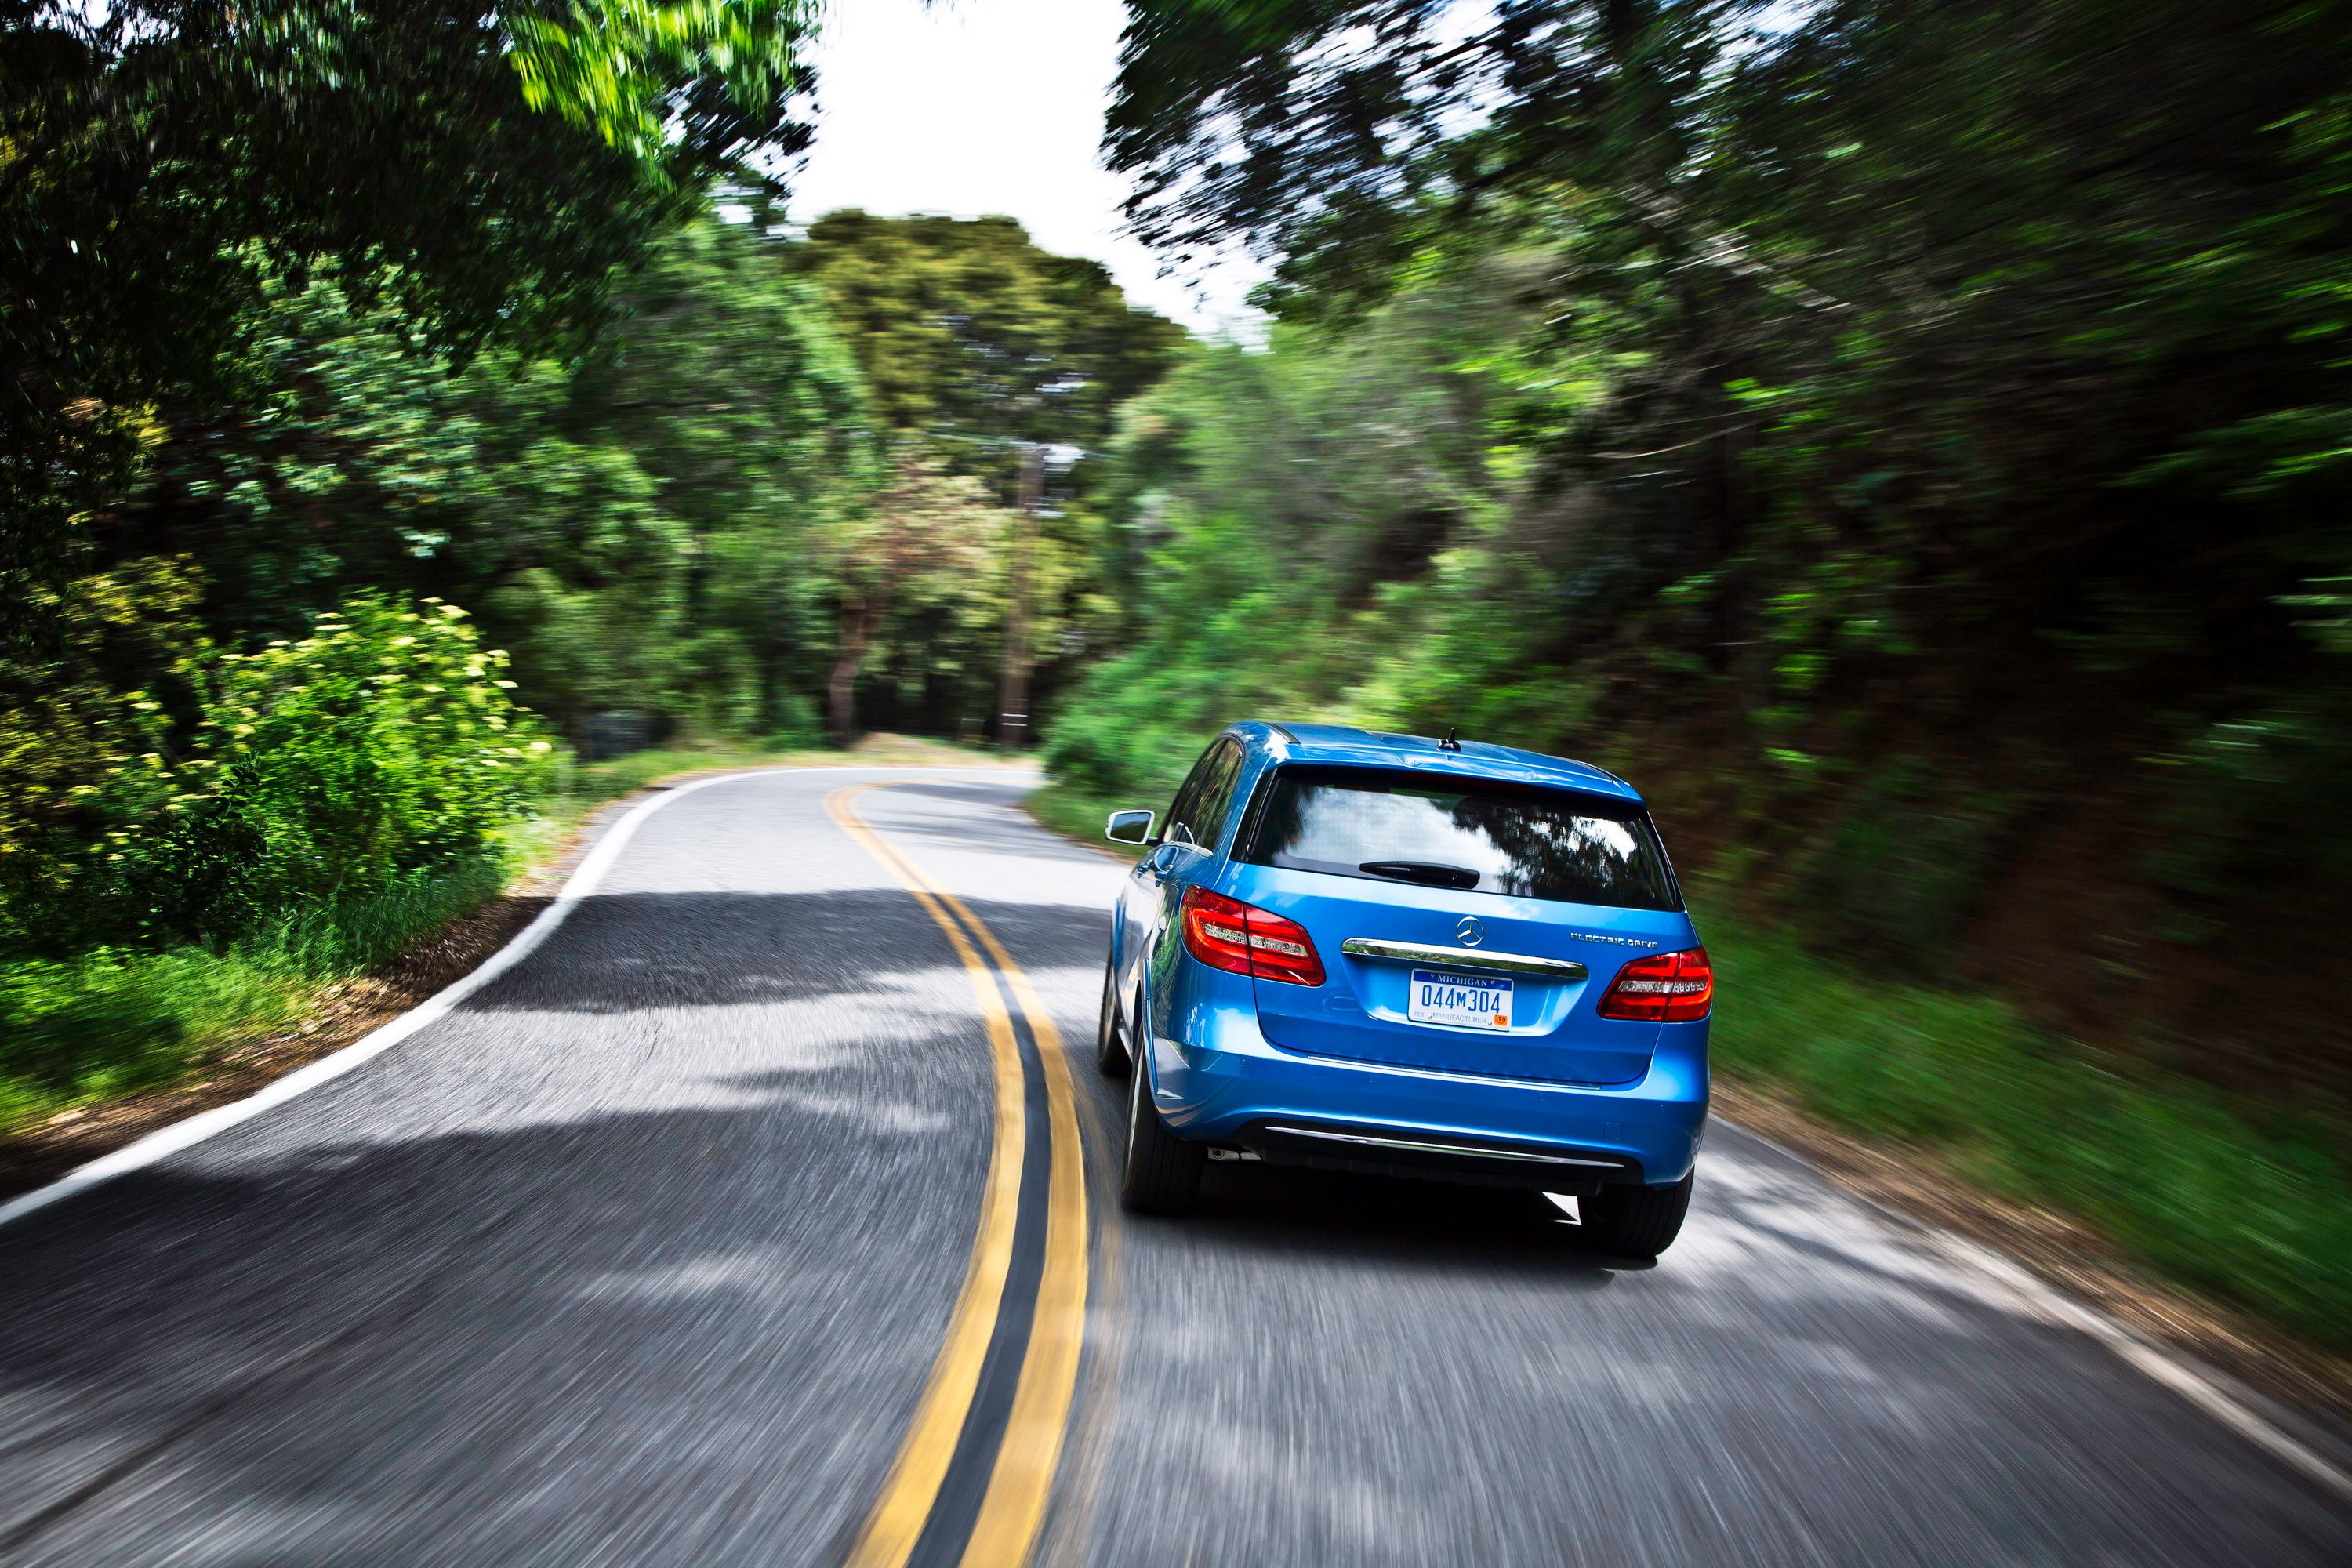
top-left (832, 786), bottom-right (1027, 1568)
top-left (938, 896), bottom-right (1088, 1568)
top-left (832, 782), bottom-right (1092, 1568)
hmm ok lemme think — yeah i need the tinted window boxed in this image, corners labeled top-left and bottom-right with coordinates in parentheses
top-left (1168, 739), bottom-right (1243, 848)
top-left (1243, 767), bottom-right (1679, 910)
top-left (1189, 742), bottom-right (1247, 850)
top-left (1163, 745), bottom-right (1218, 844)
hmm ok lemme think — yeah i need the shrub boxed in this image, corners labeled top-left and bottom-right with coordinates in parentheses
top-left (150, 597), bottom-right (554, 941)
top-left (0, 593), bottom-right (557, 1131)
top-left (0, 593), bottom-right (554, 957)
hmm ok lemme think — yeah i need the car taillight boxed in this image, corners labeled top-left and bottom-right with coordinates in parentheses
top-left (1179, 887), bottom-right (1325, 986)
top-left (1596, 947), bottom-right (1713, 1022)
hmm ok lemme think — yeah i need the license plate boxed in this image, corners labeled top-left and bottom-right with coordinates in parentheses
top-left (1407, 969), bottom-right (1513, 1029)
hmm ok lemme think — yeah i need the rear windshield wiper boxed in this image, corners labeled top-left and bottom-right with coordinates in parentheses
top-left (1357, 859), bottom-right (1480, 890)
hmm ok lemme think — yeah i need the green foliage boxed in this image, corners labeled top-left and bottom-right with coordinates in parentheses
top-left (176, 598), bottom-right (554, 931)
top-left (0, 558), bottom-right (209, 912)
top-left (0, 597), bottom-right (547, 1131)
top-left (814, 456), bottom-right (1015, 739)
top-left (509, 0), bottom-right (818, 172)
top-left (1022, 780), bottom-right (1123, 847)
top-left (1, 0), bottom-right (820, 635)
top-left (793, 212), bottom-right (1185, 457)
top-left (1, 593), bottom-right (550, 959)
top-left (121, 215), bottom-right (873, 738)
top-left (787, 212), bottom-right (1185, 735)
top-left (1, 946), bottom-right (295, 1132)
top-left (1072, 0), bottom-right (2352, 1087)
top-left (0, 853), bottom-right (514, 1135)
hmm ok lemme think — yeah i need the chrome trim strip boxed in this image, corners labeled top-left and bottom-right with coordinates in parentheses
top-left (1261, 1126), bottom-right (1624, 1167)
top-left (1338, 938), bottom-right (1588, 981)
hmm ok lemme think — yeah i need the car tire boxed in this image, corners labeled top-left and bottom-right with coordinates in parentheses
top-left (1578, 1173), bottom-right (1693, 1258)
top-left (1094, 947), bottom-right (1131, 1078)
top-left (1120, 1027), bottom-right (1203, 1214)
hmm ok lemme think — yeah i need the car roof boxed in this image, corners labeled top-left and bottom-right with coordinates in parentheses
top-left (1228, 720), bottom-right (1642, 804)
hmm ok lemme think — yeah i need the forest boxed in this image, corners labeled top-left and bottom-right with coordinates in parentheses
top-left (4, 2), bottom-right (2349, 1345)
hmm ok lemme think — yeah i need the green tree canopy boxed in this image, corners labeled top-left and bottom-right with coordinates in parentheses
top-left (1068, 0), bottom-right (2352, 1089)
top-left (790, 211), bottom-right (1185, 481)
top-left (114, 214), bottom-right (871, 736)
top-left (1, 0), bottom-right (823, 635)
top-left (786, 210), bottom-right (1187, 738)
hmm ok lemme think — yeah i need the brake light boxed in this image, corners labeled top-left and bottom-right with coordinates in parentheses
top-left (1179, 887), bottom-right (1325, 986)
top-left (1596, 947), bottom-right (1713, 1022)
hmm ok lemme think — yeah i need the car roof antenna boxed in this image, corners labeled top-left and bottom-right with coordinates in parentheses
top-left (1439, 725), bottom-right (1462, 752)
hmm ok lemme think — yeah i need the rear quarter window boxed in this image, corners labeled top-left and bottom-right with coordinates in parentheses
top-left (1241, 766), bottom-right (1681, 911)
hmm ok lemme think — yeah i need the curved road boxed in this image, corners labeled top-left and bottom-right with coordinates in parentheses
top-left (1, 767), bottom-right (2344, 1566)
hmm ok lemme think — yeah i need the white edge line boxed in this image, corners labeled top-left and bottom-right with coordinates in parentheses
top-left (0, 764), bottom-right (1030, 1235)
top-left (1717, 1118), bottom-right (2352, 1502)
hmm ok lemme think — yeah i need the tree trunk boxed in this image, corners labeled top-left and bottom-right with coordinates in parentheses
top-left (828, 597), bottom-right (869, 744)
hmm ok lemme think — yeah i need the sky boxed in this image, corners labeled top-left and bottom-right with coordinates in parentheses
top-left (781, 0), bottom-right (1265, 334)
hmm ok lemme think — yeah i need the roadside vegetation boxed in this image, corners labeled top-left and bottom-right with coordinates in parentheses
top-left (5, 0), bottom-right (2347, 1353)
top-left (1, 600), bottom-right (550, 1132)
top-left (2, 3), bottom-right (1169, 1136)
top-left (1705, 914), bottom-right (2352, 1351)
top-left (1029, 0), bottom-right (2352, 1348)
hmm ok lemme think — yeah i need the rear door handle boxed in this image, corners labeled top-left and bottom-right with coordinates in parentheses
top-left (1338, 938), bottom-right (1588, 981)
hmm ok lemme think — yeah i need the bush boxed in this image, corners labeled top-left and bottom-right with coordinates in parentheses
top-left (0, 593), bottom-right (557, 1131)
top-left (3, 594), bottom-right (554, 956)
top-left (154, 597), bottom-right (554, 940)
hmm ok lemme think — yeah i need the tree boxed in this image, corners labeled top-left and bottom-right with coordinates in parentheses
top-left (2, 0), bottom-right (822, 648)
top-left (790, 212), bottom-right (1183, 487)
top-left (814, 457), bottom-right (1012, 742)
top-left (111, 214), bottom-right (873, 738)
top-left (1070, 0), bottom-right (2352, 1083)
top-left (789, 211), bottom-right (1186, 736)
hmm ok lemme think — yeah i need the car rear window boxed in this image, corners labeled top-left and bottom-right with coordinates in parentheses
top-left (1240, 766), bottom-right (1681, 911)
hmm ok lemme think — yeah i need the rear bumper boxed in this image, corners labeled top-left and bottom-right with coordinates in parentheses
top-left (1145, 1006), bottom-right (1710, 1189)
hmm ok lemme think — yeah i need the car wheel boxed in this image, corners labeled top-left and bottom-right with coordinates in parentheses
top-left (1094, 946), bottom-right (1130, 1078)
top-left (1119, 1025), bottom-right (1203, 1214)
top-left (1577, 1172), bottom-right (1693, 1258)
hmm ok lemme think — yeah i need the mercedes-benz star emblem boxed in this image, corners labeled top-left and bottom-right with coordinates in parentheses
top-left (1455, 916), bottom-right (1484, 946)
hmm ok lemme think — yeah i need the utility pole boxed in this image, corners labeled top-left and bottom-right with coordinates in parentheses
top-left (997, 441), bottom-right (1042, 749)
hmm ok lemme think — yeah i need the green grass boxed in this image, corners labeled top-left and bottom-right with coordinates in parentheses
top-left (1025, 780), bottom-right (2352, 1350)
top-left (0, 850), bottom-right (512, 1134)
top-left (0, 739), bottom-right (725, 1138)
top-left (1705, 909), bottom-right (2352, 1350)
top-left (1023, 779), bottom-right (1125, 850)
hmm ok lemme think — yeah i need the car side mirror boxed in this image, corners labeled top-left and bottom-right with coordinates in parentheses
top-left (1105, 809), bottom-right (1156, 846)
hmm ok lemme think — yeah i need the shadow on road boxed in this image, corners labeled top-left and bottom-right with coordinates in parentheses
top-left (463, 889), bottom-right (1109, 1015)
top-left (1181, 1163), bottom-right (1632, 1288)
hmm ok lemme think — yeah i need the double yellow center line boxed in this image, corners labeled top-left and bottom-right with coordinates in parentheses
top-left (828, 784), bottom-right (1088, 1568)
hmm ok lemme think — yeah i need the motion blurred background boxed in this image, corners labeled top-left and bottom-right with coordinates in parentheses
top-left (3, 0), bottom-right (2348, 1376)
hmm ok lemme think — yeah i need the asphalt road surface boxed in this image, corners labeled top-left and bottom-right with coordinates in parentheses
top-left (2, 766), bottom-right (2346, 1567)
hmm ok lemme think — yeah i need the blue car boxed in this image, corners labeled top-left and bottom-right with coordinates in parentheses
top-left (1095, 721), bottom-right (1711, 1257)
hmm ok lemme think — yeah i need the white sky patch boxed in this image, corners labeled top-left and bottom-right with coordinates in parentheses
top-left (782, 0), bottom-right (1266, 336)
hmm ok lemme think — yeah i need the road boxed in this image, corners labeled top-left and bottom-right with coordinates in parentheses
top-left (1, 766), bottom-right (2345, 1566)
